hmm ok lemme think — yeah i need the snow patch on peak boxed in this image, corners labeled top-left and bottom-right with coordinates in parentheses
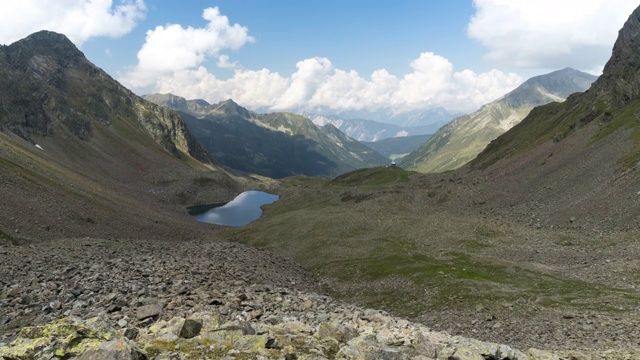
top-left (395, 130), bottom-right (409, 137)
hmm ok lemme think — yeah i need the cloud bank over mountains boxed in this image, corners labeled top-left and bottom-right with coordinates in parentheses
top-left (1, 0), bottom-right (638, 118)
top-left (117, 0), bottom-right (639, 115)
top-left (149, 52), bottom-right (523, 115)
top-left (115, 6), bottom-right (523, 115)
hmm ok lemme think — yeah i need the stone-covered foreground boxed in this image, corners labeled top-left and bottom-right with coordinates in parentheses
top-left (2, 284), bottom-right (555, 360)
top-left (1, 238), bottom-right (637, 359)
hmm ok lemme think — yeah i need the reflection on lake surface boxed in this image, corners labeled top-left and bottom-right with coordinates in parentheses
top-left (190, 190), bottom-right (279, 227)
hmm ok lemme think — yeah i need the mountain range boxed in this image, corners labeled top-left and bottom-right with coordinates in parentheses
top-left (362, 134), bottom-right (432, 160)
top-left (144, 93), bottom-right (388, 178)
top-left (311, 115), bottom-right (436, 142)
top-left (302, 105), bottom-right (459, 129)
top-left (402, 67), bottom-right (597, 173)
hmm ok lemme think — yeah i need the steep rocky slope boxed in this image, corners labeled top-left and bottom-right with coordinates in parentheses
top-left (145, 94), bottom-right (388, 178)
top-left (402, 68), bottom-right (596, 173)
top-left (0, 31), bottom-right (241, 242)
top-left (0, 31), bottom-right (210, 164)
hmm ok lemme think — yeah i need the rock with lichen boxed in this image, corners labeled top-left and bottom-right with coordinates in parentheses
top-left (1, 308), bottom-right (568, 360)
top-left (0, 317), bottom-right (142, 360)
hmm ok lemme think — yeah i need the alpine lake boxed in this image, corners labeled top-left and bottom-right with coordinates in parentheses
top-left (187, 190), bottom-right (279, 227)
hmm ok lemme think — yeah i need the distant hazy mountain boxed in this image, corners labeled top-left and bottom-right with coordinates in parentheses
top-left (145, 94), bottom-right (388, 178)
top-left (311, 115), bottom-right (435, 142)
top-left (362, 134), bottom-right (432, 160)
top-left (402, 68), bottom-right (597, 173)
top-left (306, 106), bottom-right (459, 129)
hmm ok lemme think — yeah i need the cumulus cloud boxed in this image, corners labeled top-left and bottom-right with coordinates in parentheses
top-left (120, 6), bottom-right (254, 89)
top-left (155, 66), bottom-right (290, 110)
top-left (0, 0), bottom-right (146, 46)
top-left (153, 52), bottom-right (523, 115)
top-left (468, 0), bottom-right (639, 71)
top-left (217, 55), bottom-right (238, 69)
top-left (274, 57), bottom-right (335, 110)
top-left (119, 6), bottom-right (523, 117)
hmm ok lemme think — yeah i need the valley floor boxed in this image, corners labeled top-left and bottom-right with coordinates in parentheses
top-left (2, 167), bottom-right (640, 358)
top-left (222, 172), bottom-right (640, 355)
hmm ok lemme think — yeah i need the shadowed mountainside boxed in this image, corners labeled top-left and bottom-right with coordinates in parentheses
top-left (0, 31), bottom-right (242, 242)
top-left (145, 94), bottom-right (388, 178)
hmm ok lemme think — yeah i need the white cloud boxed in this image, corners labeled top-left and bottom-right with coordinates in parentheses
top-left (120, 6), bottom-right (254, 89)
top-left (0, 0), bottom-right (146, 46)
top-left (468, 0), bottom-right (639, 71)
top-left (274, 58), bottom-right (335, 110)
top-left (392, 53), bottom-right (455, 109)
top-left (118, 6), bottom-right (524, 118)
top-left (217, 55), bottom-right (238, 69)
top-left (155, 66), bottom-right (290, 109)
top-left (152, 52), bottom-right (523, 115)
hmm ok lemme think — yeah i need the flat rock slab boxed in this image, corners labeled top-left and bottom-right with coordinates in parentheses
top-left (136, 304), bottom-right (163, 321)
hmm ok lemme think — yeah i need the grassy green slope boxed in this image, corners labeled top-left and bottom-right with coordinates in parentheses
top-left (218, 175), bottom-right (639, 325)
top-left (471, 91), bottom-right (640, 170)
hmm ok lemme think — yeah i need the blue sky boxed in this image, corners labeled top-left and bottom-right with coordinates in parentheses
top-left (80, 1), bottom-right (482, 78)
top-left (1, 0), bottom-right (638, 120)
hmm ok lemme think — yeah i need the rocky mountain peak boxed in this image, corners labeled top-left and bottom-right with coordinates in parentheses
top-left (4, 30), bottom-right (85, 69)
top-left (502, 67), bottom-right (597, 108)
top-left (591, 4), bottom-right (640, 107)
top-left (214, 99), bottom-right (252, 118)
top-left (0, 31), bottom-right (212, 164)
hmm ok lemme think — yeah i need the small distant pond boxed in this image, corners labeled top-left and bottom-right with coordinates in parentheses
top-left (188, 190), bottom-right (279, 227)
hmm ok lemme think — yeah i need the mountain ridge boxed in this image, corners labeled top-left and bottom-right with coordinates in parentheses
top-left (402, 67), bottom-right (596, 173)
top-left (311, 114), bottom-right (436, 142)
top-left (0, 31), bottom-right (212, 165)
top-left (448, 7), bottom-right (640, 231)
top-left (145, 93), bottom-right (388, 178)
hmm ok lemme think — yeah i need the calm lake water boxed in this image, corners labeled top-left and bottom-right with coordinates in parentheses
top-left (190, 190), bottom-right (279, 227)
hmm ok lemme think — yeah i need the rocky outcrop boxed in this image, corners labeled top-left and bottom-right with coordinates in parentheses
top-left (592, 5), bottom-right (640, 107)
top-left (1, 317), bottom-right (144, 360)
top-left (2, 288), bottom-right (555, 360)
